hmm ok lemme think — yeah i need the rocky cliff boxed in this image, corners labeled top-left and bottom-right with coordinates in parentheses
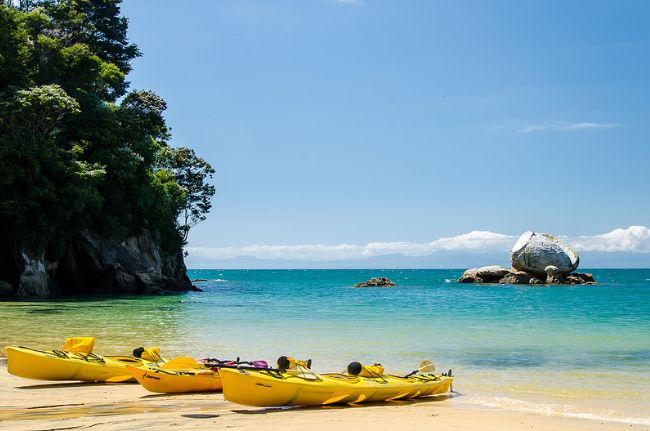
top-left (0, 230), bottom-right (195, 297)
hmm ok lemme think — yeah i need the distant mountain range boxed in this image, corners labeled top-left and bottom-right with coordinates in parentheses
top-left (186, 250), bottom-right (650, 269)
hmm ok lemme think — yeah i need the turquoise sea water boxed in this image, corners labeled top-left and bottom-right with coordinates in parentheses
top-left (1, 269), bottom-right (649, 424)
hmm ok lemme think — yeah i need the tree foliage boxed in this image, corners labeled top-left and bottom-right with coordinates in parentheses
top-left (162, 147), bottom-right (216, 242)
top-left (0, 0), bottom-right (214, 257)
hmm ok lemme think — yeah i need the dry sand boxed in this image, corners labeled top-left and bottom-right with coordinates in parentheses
top-left (0, 368), bottom-right (647, 431)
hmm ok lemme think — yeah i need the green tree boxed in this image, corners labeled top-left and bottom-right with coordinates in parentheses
top-left (42, 0), bottom-right (140, 77)
top-left (0, 84), bottom-right (104, 249)
top-left (0, 0), bottom-right (214, 262)
top-left (162, 147), bottom-right (216, 242)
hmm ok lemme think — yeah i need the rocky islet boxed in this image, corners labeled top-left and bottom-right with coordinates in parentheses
top-left (354, 277), bottom-right (397, 287)
top-left (458, 231), bottom-right (596, 285)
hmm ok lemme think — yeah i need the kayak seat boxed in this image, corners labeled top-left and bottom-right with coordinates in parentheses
top-left (63, 337), bottom-right (96, 354)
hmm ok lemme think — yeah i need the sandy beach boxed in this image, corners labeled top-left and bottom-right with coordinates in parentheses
top-left (0, 367), bottom-right (646, 431)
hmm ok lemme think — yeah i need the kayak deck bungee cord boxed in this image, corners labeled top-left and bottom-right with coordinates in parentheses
top-left (6, 338), bottom-right (165, 383)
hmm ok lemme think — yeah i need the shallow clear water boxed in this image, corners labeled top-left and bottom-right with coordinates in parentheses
top-left (1, 269), bottom-right (649, 424)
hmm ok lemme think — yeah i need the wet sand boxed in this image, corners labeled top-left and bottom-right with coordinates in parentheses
top-left (0, 367), bottom-right (647, 431)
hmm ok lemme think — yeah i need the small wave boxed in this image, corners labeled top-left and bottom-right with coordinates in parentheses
top-left (562, 412), bottom-right (650, 425)
top-left (469, 396), bottom-right (650, 426)
top-left (191, 278), bottom-right (227, 283)
top-left (444, 279), bottom-right (452, 283)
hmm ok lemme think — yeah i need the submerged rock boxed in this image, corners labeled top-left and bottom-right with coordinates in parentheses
top-left (511, 231), bottom-right (579, 276)
top-left (354, 277), bottom-right (396, 287)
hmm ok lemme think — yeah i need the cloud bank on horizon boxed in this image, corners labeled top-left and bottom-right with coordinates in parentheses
top-left (187, 226), bottom-right (650, 262)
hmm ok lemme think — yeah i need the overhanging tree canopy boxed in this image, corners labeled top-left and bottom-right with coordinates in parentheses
top-left (0, 0), bottom-right (215, 257)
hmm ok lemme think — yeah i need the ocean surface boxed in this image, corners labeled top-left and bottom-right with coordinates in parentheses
top-left (1, 269), bottom-right (649, 424)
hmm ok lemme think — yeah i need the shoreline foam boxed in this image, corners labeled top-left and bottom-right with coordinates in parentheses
top-left (467, 395), bottom-right (650, 426)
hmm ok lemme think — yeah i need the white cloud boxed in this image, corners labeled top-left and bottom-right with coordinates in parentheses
top-left (187, 226), bottom-right (650, 261)
top-left (187, 230), bottom-right (516, 261)
top-left (334, 0), bottom-right (363, 5)
top-left (515, 122), bottom-right (620, 133)
top-left (518, 125), bottom-right (545, 133)
top-left (189, 243), bottom-right (364, 261)
top-left (560, 122), bottom-right (620, 130)
top-left (571, 226), bottom-right (650, 252)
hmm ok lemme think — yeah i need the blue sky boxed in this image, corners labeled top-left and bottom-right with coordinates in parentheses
top-left (122, 1), bottom-right (650, 263)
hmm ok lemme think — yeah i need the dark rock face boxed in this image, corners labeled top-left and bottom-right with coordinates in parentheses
top-left (354, 277), bottom-right (396, 287)
top-left (1, 230), bottom-right (195, 297)
top-left (16, 249), bottom-right (50, 296)
top-left (0, 280), bottom-right (14, 296)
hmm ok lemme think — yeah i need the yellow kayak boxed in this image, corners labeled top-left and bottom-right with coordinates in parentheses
top-left (128, 365), bottom-right (222, 393)
top-left (6, 339), bottom-right (165, 383)
top-left (126, 357), bottom-right (269, 393)
top-left (220, 360), bottom-right (453, 407)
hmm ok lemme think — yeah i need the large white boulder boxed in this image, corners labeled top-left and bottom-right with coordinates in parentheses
top-left (511, 231), bottom-right (579, 275)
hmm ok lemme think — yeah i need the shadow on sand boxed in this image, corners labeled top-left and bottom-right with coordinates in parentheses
top-left (17, 381), bottom-right (118, 390)
top-left (232, 393), bottom-right (460, 415)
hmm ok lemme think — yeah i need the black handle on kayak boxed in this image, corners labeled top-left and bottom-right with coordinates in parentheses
top-left (277, 356), bottom-right (290, 370)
